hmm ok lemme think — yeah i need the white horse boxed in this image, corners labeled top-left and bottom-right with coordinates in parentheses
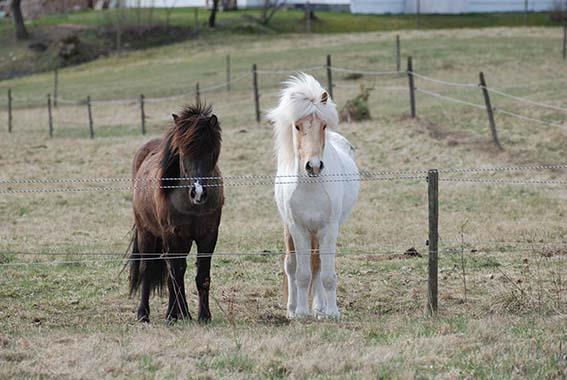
top-left (268, 73), bottom-right (360, 319)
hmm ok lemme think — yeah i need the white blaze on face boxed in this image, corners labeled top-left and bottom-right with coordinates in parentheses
top-left (193, 180), bottom-right (204, 203)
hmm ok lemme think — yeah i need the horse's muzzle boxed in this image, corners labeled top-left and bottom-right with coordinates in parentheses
top-left (305, 160), bottom-right (324, 177)
top-left (190, 182), bottom-right (207, 204)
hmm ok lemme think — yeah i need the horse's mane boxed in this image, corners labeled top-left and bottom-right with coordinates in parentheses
top-left (159, 103), bottom-right (222, 192)
top-left (267, 73), bottom-right (339, 169)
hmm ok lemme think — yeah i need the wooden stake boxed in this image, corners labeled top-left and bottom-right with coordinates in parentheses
top-left (140, 94), bottom-right (146, 135)
top-left (416, 0), bottom-right (421, 29)
top-left (53, 67), bottom-right (59, 108)
top-left (407, 56), bottom-right (416, 118)
top-left (427, 169), bottom-right (439, 315)
top-left (196, 82), bottom-right (200, 104)
top-left (194, 8), bottom-right (199, 35)
top-left (326, 54), bottom-right (333, 99)
top-left (47, 94), bottom-right (53, 138)
top-left (87, 96), bottom-right (94, 139)
top-left (226, 54), bottom-right (231, 91)
top-left (396, 35), bottom-right (401, 72)
top-left (563, 22), bottom-right (566, 60)
top-left (8, 89), bottom-right (12, 133)
top-left (305, 2), bottom-right (312, 33)
top-left (479, 72), bottom-right (503, 150)
top-left (252, 64), bottom-right (260, 123)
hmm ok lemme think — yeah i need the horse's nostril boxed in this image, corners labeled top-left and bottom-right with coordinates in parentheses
top-left (305, 162), bottom-right (312, 172)
top-left (320, 161), bottom-right (324, 171)
top-left (190, 187), bottom-right (196, 198)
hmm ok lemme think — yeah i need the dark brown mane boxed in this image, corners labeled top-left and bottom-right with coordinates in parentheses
top-left (159, 103), bottom-right (222, 191)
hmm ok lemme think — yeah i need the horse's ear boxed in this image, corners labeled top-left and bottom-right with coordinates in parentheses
top-left (172, 114), bottom-right (179, 123)
top-left (209, 114), bottom-right (218, 127)
top-left (321, 92), bottom-right (329, 105)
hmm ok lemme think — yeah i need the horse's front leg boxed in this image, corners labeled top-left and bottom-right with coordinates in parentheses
top-left (165, 239), bottom-right (192, 322)
top-left (195, 230), bottom-right (219, 322)
top-left (289, 225), bottom-right (312, 318)
top-left (318, 224), bottom-right (340, 320)
top-left (284, 225), bottom-right (297, 318)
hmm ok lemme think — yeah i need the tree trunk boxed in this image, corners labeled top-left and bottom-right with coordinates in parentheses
top-left (10, 0), bottom-right (29, 40)
top-left (209, 0), bottom-right (219, 28)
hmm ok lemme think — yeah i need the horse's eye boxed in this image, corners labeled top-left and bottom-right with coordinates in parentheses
top-left (295, 124), bottom-right (300, 131)
top-left (323, 124), bottom-right (327, 130)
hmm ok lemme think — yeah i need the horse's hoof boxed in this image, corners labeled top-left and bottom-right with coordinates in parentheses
top-left (198, 312), bottom-right (210, 323)
top-left (319, 310), bottom-right (341, 321)
top-left (137, 315), bottom-right (150, 323)
top-left (312, 307), bottom-right (327, 319)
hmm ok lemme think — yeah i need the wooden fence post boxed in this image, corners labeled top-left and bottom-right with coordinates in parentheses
top-left (8, 89), bottom-right (12, 133)
top-left (524, 0), bottom-right (528, 27)
top-left (47, 94), bottom-right (53, 138)
top-left (226, 54), bottom-right (231, 91)
top-left (396, 35), bottom-right (401, 72)
top-left (305, 2), bottom-right (312, 33)
top-left (194, 8), bottom-right (199, 35)
top-left (252, 64), bottom-right (261, 123)
top-left (140, 94), bottom-right (146, 135)
top-left (407, 56), bottom-right (416, 118)
top-left (196, 82), bottom-right (201, 104)
top-left (326, 54), bottom-right (333, 99)
top-left (53, 67), bottom-right (59, 108)
top-left (87, 96), bottom-right (94, 139)
top-left (563, 22), bottom-right (566, 60)
top-left (479, 72), bottom-right (503, 150)
top-left (416, 0), bottom-right (421, 29)
top-left (427, 169), bottom-right (439, 315)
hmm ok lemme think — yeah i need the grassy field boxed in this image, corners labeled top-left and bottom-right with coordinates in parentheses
top-left (0, 27), bottom-right (567, 378)
top-left (0, 8), bottom-right (562, 79)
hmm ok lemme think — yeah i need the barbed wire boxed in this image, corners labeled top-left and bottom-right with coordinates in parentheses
top-left (439, 177), bottom-right (567, 186)
top-left (330, 67), bottom-right (401, 77)
top-left (0, 174), bottom-right (426, 194)
top-left (2, 244), bottom-right (565, 268)
top-left (415, 87), bottom-right (485, 110)
top-left (481, 86), bottom-right (567, 113)
top-left (409, 72), bottom-right (478, 88)
top-left (415, 87), bottom-right (566, 128)
top-left (494, 107), bottom-right (566, 129)
top-left (254, 66), bottom-right (326, 75)
top-left (2, 164), bottom-right (566, 187)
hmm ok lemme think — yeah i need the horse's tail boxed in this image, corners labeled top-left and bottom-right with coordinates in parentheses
top-left (128, 227), bottom-right (142, 296)
top-left (128, 228), bottom-right (167, 296)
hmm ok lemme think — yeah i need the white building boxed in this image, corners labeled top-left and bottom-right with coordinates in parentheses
top-left (351, 0), bottom-right (558, 14)
top-left (123, 0), bottom-right (560, 14)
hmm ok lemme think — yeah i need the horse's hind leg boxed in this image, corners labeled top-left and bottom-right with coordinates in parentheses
top-left (195, 230), bottom-right (219, 322)
top-left (165, 238), bottom-right (192, 322)
top-left (136, 231), bottom-right (161, 323)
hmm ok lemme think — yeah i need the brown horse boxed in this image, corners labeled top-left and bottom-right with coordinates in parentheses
top-left (129, 103), bottom-right (224, 323)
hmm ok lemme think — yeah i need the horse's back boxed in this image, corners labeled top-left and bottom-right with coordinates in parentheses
top-left (132, 138), bottom-right (161, 178)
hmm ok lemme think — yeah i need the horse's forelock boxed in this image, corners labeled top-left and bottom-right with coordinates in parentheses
top-left (170, 104), bottom-right (221, 162)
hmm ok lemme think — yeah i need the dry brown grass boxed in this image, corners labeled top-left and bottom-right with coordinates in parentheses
top-left (0, 27), bottom-right (566, 378)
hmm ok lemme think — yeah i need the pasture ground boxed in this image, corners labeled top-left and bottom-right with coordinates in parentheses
top-left (0, 27), bottom-right (567, 378)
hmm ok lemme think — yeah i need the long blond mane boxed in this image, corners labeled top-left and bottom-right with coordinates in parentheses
top-left (267, 73), bottom-right (339, 169)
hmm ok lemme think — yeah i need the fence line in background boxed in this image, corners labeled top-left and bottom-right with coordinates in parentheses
top-left (2, 56), bottom-right (566, 149)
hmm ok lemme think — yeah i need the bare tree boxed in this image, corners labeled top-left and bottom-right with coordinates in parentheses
top-left (260, 0), bottom-right (286, 26)
top-left (10, 0), bottom-right (29, 40)
top-left (208, 0), bottom-right (219, 28)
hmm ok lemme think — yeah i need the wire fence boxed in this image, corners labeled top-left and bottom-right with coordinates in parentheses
top-left (1, 53), bottom-right (567, 317)
top-left (2, 56), bottom-right (566, 141)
